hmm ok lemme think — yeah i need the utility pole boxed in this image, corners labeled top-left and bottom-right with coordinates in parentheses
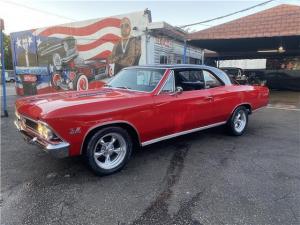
top-left (1, 18), bottom-right (8, 117)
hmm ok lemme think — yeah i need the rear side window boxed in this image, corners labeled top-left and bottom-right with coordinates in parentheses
top-left (203, 70), bottom-right (223, 88)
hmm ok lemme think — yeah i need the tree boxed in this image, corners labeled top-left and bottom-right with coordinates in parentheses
top-left (4, 33), bottom-right (13, 70)
top-left (1, 32), bottom-right (13, 70)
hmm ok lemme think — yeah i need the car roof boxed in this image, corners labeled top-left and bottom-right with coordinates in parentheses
top-left (124, 64), bottom-right (232, 85)
top-left (127, 64), bottom-right (215, 70)
top-left (219, 67), bottom-right (243, 70)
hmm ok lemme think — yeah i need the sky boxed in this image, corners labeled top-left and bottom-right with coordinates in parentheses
top-left (0, 0), bottom-right (300, 34)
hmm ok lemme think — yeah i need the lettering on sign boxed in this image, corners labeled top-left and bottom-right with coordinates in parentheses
top-left (23, 75), bottom-right (37, 82)
top-left (155, 37), bottom-right (173, 48)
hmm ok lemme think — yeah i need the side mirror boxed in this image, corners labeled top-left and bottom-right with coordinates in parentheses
top-left (176, 86), bottom-right (183, 94)
top-left (170, 86), bottom-right (183, 96)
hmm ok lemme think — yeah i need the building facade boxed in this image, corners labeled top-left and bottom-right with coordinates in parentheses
top-left (10, 10), bottom-right (203, 96)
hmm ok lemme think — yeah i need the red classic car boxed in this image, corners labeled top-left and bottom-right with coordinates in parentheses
top-left (14, 65), bottom-right (269, 175)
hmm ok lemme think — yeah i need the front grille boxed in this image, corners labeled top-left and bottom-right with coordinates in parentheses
top-left (24, 118), bottom-right (38, 131)
top-left (17, 114), bottom-right (63, 144)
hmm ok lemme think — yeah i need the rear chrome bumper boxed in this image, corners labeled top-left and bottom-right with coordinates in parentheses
top-left (14, 120), bottom-right (69, 158)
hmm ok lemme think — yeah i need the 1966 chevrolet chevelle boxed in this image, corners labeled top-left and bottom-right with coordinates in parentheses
top-left (15, 65), bottom-right (269, 175)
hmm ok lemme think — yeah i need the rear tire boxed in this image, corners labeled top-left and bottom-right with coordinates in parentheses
top-left (227, 106), bottom-right (248, 136)
top-left (74, 74), bottom-right (88, 91)
top-left (84, 127), bottom-right (133, 176)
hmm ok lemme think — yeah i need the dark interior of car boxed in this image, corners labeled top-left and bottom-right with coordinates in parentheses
top-left (174, 70), bottom-right (205, 91)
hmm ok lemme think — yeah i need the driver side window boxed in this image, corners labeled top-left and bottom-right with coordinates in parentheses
top-left (174, 69), bottom-right (205, 91)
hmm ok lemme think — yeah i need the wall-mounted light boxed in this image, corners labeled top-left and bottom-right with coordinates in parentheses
top-left (257, 46), bottom-right (285, 53)
top-left (278, 46), bottom-right (285, 53)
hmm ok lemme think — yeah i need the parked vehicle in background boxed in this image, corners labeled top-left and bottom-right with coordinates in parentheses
top-left (2, 70), bottom-right (15, 82)
top-left (14, 65), bottom-right (269, 176)
top-left (219, 67), bottom-right (248, 84)
top-left (244, 69), bottom-right (300, 91)
top-left (219, 57), bottom-right (300, 91)
top-left (264, 71), bottom-right (300, 91)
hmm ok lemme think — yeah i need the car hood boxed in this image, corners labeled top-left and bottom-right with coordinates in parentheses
top-left (16, 88), bottom-right (145, 120)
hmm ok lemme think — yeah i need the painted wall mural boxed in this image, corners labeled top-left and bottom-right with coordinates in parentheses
top-left (11, 11), bottom-right (150, 95)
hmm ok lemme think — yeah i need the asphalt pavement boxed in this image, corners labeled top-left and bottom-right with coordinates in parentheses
top-left (1, 91), bottom-right (300, 225)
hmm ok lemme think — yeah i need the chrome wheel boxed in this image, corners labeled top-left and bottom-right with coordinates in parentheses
top-left (93, 133), bottom-right (127, 170)
top-left (233, 110), bottom-right (247, 133)
top-left (76, 74), bottom-right (89, 91)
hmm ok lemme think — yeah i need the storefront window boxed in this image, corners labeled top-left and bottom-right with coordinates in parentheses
top-left (189, 57), bottom-right (201, 65)
top-left (160, 55), bottom-right (168, 64)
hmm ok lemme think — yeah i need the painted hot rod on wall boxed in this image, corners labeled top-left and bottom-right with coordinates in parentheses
top-left (38, 36), bottom-right (108, 91)
top-left (15, 65), bottom-right (269, 175)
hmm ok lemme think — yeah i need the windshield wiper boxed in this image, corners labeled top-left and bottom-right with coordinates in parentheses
top-left (116, 86), bottom-right (132, 90)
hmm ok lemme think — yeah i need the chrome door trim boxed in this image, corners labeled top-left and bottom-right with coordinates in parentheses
top-left (156, 70), bottom-right (175, 95)
top-left (141, 121), bottom-right (227, 146)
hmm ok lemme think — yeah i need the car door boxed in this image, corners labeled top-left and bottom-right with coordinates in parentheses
top-left (174, 69), bottom-right (215, 131)
top-left (150, 71), bottom-right (178, 139)
top-left (203, 69), bottom-right (240, 123)
top-left (153, 69), bottom-right (214, 137)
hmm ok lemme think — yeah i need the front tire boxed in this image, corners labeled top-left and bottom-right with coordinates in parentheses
top-left (227, 106), bottom-right (248, 136)
top-left (85, 127), bottom-right (133, 176)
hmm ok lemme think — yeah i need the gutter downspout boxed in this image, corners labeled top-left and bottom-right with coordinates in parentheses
top-left (182, 39), bottom-right (187, 64)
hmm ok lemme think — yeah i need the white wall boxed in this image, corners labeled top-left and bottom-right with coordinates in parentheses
top-left (219, 59), bottom-right (266, 69)
top-left (148, 36), bottom-right (202, 64)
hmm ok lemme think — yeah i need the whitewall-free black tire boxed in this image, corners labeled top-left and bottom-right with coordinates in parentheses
top-left (85, 127), bottom-right (133, 176)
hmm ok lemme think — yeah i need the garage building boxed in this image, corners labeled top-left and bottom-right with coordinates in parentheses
top-left (188, 4), bottom-right (300, 90)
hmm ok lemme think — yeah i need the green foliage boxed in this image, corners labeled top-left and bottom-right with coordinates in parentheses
top-left (1, 32), bottom-right (13, 70)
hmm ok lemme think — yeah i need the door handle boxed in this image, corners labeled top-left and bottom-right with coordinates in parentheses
top-left (204, 96), bottom-right (214, 101)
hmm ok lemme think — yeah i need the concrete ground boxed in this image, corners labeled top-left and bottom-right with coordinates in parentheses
top-left (1, 89), bottom-right (299, 225)
top-left (0, 82), bottom-right (17, 97)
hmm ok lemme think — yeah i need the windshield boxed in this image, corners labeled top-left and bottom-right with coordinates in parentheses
top-left (107, 68), bottom-right (165, 92)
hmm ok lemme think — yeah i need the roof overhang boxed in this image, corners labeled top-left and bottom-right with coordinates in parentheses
top-left (147, 22), bottom-right (186, 42)
top-left (188, 36), bottom-right (300, 59)
top-left (187, 4), bottom-right (300, 59)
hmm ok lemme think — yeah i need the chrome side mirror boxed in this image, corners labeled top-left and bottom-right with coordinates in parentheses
top-left (176, 86), bottom-right (183, 94)
top-left (170, 86), bottom-right (183, 96)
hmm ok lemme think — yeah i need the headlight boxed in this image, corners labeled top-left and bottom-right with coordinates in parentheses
top-left (15, 110), bottom-right (20, 120)
top-left (37, 123), bottom-right (54, 140)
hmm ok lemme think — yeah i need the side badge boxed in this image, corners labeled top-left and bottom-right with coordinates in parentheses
top-left (69, 127), bottom-right (81, 135)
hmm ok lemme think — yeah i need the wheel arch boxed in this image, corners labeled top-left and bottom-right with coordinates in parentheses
top-left (228, 103), bottom-right (252, 121)
top-left (80, 121), bottom-right (141, 155)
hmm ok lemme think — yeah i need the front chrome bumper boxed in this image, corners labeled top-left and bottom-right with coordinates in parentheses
top-left (14, 120), bottom-right (70, 158)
